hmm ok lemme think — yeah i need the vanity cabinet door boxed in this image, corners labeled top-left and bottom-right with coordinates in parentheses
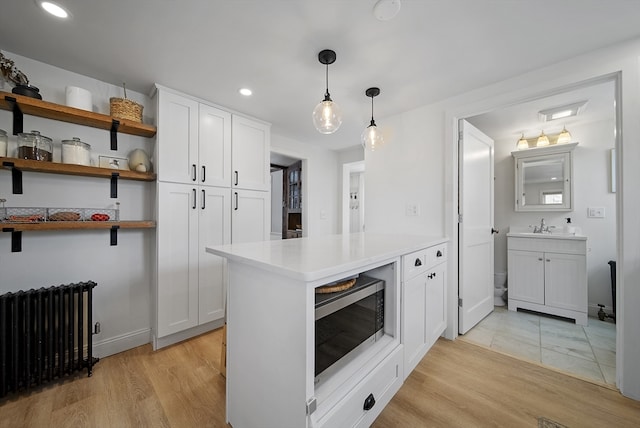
top-left (402, 273), bottom-right (427, 377)
top-left (544, 252), bottom-right (587, 312)
top-left (508, 250), bottom-right (545, 305)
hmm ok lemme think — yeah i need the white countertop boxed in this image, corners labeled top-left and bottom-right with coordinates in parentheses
top-left (206, 233), bottom-right (448, 282)
top-left (506, 231), bottom-right (587, 241)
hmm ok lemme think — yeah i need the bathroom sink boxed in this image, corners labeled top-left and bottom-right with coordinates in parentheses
top-left (506, 231), bottom-right (585, 240)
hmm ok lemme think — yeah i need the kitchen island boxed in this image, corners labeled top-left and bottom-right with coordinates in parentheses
top-left (207, 233), bottom-right (448, 428)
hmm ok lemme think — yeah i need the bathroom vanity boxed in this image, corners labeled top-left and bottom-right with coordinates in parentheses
top-left (207, 233), bottom-right (448, 428)
top-left (507, 231), bottom-right (587, 325)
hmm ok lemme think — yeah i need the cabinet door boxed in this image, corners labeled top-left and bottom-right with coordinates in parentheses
top-left (508, 250), bottom-right (544, 304)
top-left (231, 115), bottom-right (270, 191)
top-left (199, 104), bottom-right (232, 187)
top-left (544, 253), bottom-right (587, 312)
top-left (198, 186), bottom-right (231, 324)
top-left (402, 273), bottom-right (427, 378)
top-left (157, 90), bottom-right (199, 184)
top-left (232, 189), bottom-right (270, 244)
top-left (426, 263), bottom-right (447, 349)
top-left (157, 182), bottom-right (199, 337)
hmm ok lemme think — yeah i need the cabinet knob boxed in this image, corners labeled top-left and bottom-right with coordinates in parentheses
top-left (546, 259), bottom-right (551, 262)
top-left (363, 393), bottom-right (376, 411)
top-left (436, 250), bottom-right (443, 257)
top-left (538, 258), bottom-right (543, 261)
top-left (491, 228), bottom-right (499, 235)
top-left (414, 258), bottom-right (422, 267)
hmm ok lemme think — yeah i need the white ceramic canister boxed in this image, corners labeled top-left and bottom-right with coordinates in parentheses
top-left (62, 137), bottom-right (91, 166)
top-left (0, 129), bottom-right (7, 157)
top-left (65, 86), bottom-right (93, 111)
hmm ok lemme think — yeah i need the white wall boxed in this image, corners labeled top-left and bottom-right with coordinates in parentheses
top-left (493, 120), bottom-right (617, 313)
top-left (271, 132), bottom-right (340, 237)
top-left (0, 51), bottom-right (154, 357)
top-left (365, 38), bottom-right (640, 399)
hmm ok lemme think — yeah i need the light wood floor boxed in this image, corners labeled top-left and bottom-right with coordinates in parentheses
top-left (1, 328), bottom-right (639, 428)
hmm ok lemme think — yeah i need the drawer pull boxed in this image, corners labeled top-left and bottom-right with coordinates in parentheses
top-left (414, 258), bottom-right (422, 267)
top-left (363, 393), bottom-right (376, 411)
top-left (436, 250), bottom-right (443, 257)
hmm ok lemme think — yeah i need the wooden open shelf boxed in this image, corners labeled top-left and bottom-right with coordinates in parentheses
top-left (0, 157), bottom-right (156, 181)
top-left (0, 91), bottom-right (156, 137)
top-left (1, 220), bottom-right (155, 232)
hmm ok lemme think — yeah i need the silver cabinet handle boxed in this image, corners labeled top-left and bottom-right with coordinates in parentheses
top-left (192, 164), bottom-right (197, 182)
top-left (201, 166), bottom-right (206, 183)
top-left (202, 189), bottom-right (205, 209)
top-left (234, 192), bottom-right (238, 210)
top-left (192, 188), bottom-right (196, 209)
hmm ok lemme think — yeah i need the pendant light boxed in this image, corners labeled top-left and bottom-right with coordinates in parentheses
top-left (556, 126), bottom-right (572, 144)
top-left (362, 87), bottom-right (384, 151)
top-left (516, 133), bottom-right (529, 150)
top-left (312, 49), bottom-right (342, 134)
top-left (536, 130), bottom-right (550, 147)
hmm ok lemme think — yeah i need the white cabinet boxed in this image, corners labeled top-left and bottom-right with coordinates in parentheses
top-left (156, 89), bottom-right (231, 186)
top-left (232, 115), bottom-right (270, 191)
top-left (401, 243), bottom-right (447, 378)
top-left (154, 86), bottom-right (270, 346)
top-left (156, 182), bottom-right (230, 337)
top-left (507, 234), bottom-right (587, 325)
top-left (232, 189), bottom-right (270, 244)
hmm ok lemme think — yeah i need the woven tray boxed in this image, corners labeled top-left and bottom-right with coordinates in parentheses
top-left (315, 278), bottom-right (356, 294)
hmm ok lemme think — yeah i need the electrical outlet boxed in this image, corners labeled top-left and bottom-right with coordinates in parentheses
top-left (405, 203), bottom-right (420, 216)
top-left (588, 207), bottom-right (605, 218)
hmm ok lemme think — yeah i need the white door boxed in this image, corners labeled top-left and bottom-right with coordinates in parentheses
top-left (459, 120), bottom-right (495, 334)
top-left (232, 115), bottom-right (271, 191)
top-left (157, 90), bottom-right (199, 184)
top-left (232, 189), bottom-right (270, 243)
top-left (198, 186), bottom-right (231, 324)
top-left (157, 182), bottom-right (199, 337)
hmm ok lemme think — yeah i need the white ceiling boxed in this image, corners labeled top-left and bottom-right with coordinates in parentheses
top-left (1, 0), bottom-right (638, 151)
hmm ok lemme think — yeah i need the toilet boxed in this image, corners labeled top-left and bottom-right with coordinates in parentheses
top-left (494, 272), bottom-right (507, 306)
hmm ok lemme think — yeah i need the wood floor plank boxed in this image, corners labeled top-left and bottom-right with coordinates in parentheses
top-left (1, 329), bottom-right (638, 428)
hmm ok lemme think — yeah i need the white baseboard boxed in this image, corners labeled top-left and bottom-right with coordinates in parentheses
top-left (153, 319), bottom-right (224, 350)
top-left (93, 328), bottom-right (151, 358)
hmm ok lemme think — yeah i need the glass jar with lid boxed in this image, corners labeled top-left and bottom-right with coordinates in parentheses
top-left (0, 128), bottom-right (7, 157)
top-left (17, 130), bottom-right (52, 161)
top-left (62, 137), bottom-right (91, 166)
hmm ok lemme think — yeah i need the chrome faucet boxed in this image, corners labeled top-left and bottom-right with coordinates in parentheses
top-left (533, 218), bottom-right (546, 233)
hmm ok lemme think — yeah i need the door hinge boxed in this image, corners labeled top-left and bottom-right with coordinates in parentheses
top-left (458, 213), bottom-right (462, 223)
top-left (458, 130), bottom-right (464, 141)
top-left (306, 397), bottom-right (317, 415)
top-left (458, 298), bottom-right (463, 307)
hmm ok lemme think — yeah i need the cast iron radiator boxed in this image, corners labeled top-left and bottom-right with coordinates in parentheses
top-left (0, 281), bottom-right (99, 398)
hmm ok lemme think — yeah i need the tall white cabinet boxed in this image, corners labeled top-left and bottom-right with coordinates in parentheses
top-left (154, 85), bottom-right (270, 348)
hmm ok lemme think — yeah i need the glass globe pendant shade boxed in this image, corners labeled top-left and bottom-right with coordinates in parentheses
top-left (536, 131), bottom-right (550, 147)
top-left (516, 134), bottom-right (529, 150)
top-left (312, 98), bottom-right (342, 134)
top-left (557, 127), bottom-right (571, 144)
top-left (362, 122), bottom-right (384, 151)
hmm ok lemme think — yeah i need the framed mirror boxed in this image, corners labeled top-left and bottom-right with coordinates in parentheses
top-left (512, 142), bottom-right (578, 212)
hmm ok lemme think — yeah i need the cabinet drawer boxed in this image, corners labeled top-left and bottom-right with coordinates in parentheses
top-left (315, 347), bottom-right (403, 428)
top-left (403, 244), bottom-right (447, 281)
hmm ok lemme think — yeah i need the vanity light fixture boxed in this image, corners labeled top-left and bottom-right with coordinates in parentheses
top-left (362, 87), bottom-right (384, 151)
top-left (556, 126), bottom-right (572, 144)
top-left (312, 49), bottom-right (342, 134)
top-left (538, 100), bottom-right (588, 121)
top-left (536, 130), bottom-right (550, 147)
top-left (516, 133), bottom-right (529, 150)
top-left (38, 1), bottom-right (70, 18)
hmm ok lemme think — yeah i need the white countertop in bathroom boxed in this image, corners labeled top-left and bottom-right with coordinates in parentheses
top-left (507, 226), bottom-right (586, 240)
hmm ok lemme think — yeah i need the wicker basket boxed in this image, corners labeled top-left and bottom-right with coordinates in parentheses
top-left (110, 97), bottom-right (143, 123)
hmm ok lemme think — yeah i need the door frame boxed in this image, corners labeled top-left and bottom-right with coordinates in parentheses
top-left (270, 147), bottom-right (309, 237)
top-left (444, 73), bottom-right (622, 381)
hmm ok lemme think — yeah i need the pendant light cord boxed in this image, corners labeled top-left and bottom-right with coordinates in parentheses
top-left (324, 63), bottom-right (331, 101)
top-left (370, 96), bottom-right (376, 127)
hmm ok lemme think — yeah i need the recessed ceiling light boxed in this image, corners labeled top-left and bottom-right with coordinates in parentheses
top-left (373, 0), bottom-right (401, 21)
top-left (239, 88), bottom-right (252, 96)
top-left (39, 1), bottom-right (70, 18)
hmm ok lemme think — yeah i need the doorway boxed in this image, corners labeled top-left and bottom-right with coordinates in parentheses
top-left (342, 161), bottom-right (365, 234)
top-left (457, 75), bottom-right (619, 385)
top-left (270, 152), bottom-right (305, 239)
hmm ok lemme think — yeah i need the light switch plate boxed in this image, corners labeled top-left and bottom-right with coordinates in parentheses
top-left (588, 207), bottom-right (605, 218)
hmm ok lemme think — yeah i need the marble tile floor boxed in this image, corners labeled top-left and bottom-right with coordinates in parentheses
top-left (460, 306), bottom-right (617, 386)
